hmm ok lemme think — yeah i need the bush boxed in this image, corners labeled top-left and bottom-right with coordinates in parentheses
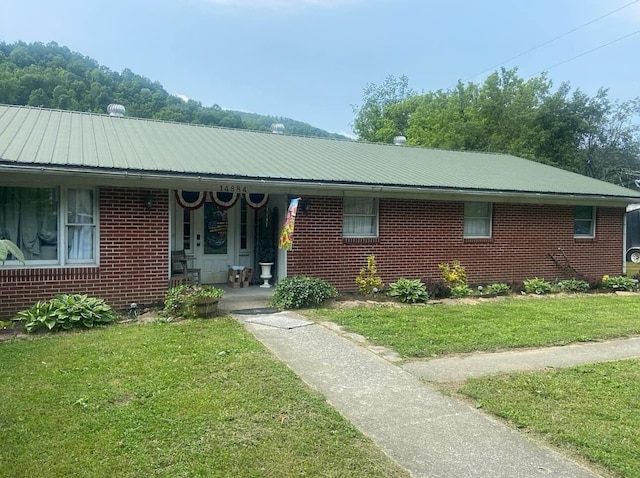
top-left (450, 285), bottom-right (473, 298)
top-left (271, 276), bottom-right (337, 309)
top-left (556, 279), bottom-right (590, 293)
top-left (438, 260), bottom-right (467, 289)
top-left (523, 277), bottom-right (552, 295)
top-left (424, 280), bottom-right (451, 299)
top-left (164, 284), bottom-right (224, 319)
top-left (484, 283), bottom-right (511, 296)
top-left (355, 255), bottom-right (383, 296)
top-left (14, 294), bottom-right (119, 333)
top-left (601, 275), bottom-right (637, 292)
top-left (388, 278), bottom-right (430, 303)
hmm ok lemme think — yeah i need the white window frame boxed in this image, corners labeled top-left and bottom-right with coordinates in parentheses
top-left (574, 205), bottom-right (596, 238)
top-left (1, 185), bottom-right (98, 266)
top-left (463, 202), bottom-right (492, 238)
top-left (343, 197), bottom-right (379, 238)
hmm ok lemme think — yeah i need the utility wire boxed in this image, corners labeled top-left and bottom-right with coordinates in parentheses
top-left (524, 28), bottom-right (640, 79)
top-left (463, 0), bottom-right (640, 82)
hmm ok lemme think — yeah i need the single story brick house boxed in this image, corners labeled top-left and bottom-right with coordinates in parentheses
top-left (2, 104), bottom-right (640, 318)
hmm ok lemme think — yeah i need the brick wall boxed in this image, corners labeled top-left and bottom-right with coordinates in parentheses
top-left (0, 187), bottom-right (169, 319)
top-left (287, 197), bottom-right (625, 290)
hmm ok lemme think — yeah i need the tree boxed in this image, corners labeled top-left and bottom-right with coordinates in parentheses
top-left (351, 74), bottom-right (416, 142)
top-left (354, 68), bottom-right (640, 185)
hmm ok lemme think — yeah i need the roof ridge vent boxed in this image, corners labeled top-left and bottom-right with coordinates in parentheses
top-left (270, 122), bottom-right (285, 134)
top-left (393, 135), bottom-right (407, 146)
top-left (107, 103), bottom-right (126, 117)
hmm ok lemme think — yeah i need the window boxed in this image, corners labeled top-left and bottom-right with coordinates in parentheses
top-left (343, 198), bottom-right (378, 237)
top-left (574, 206), bottom-right (595, 237)
top-left (0, 186), bottom-right (97, 265)
top-left (464, 202), bottom-right (492, 238)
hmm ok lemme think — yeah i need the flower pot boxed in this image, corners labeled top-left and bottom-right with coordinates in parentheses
top-left (258, 262), bottom-right (274, 288)
top-left (193, 299), bottom-right (219, 318)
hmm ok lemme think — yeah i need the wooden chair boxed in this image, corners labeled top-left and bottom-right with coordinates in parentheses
top-left (171, 250), bottom-right (201, 285)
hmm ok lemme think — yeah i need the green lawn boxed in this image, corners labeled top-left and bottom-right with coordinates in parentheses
top-left (312, 294), bottom-right (640, 477)
top-left (311, 294), bottom-right (640, 358)
top-left (460, 360), bottom-right (640, 477)
top-left (0, 319), bottom-right (409, 478)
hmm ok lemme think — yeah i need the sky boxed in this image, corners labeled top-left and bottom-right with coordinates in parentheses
top-left (1, 0), bottom-right (639, 138)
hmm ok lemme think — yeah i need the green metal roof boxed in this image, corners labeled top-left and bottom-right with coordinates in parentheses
top-left (1, 104), bottom-right (639, 203)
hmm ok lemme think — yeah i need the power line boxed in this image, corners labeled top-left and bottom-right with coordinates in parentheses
top-left (463, 0), bottom-right (640, 82)
top-left (524, 28), bottom-right (640, 79)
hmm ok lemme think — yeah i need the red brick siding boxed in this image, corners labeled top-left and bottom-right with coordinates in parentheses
top-left (0, 187), bottom-right (169, 319)
top-left (287, 197), bottom-right (625, 290)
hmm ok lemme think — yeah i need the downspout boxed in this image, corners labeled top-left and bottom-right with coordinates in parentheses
top-left (623, 212), bottom-right (627, 275)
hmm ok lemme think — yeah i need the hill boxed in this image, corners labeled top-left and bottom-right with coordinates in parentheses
top-left (0, 41), bottom-right (349, 139)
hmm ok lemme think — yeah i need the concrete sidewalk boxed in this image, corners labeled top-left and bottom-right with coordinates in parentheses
top-left (231, 307), bottom-right (608, 477)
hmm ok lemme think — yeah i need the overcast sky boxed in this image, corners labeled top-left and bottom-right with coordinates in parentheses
top-left (1, 0), bottom-right (639, 137)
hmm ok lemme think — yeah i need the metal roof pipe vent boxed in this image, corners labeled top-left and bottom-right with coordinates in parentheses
top-left (270, 122), bottom-right (285, 134)
top-left (393, 135), bottom-right (406, 146)
top-left (107, 103), bottom-right (126, 117)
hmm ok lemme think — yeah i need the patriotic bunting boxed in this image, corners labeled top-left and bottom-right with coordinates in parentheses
top-left (245, 193), bottom-right (269, 210)
top-left (210, 191), bottom-right (239, 209)
top-left (175, 190), bottom-right (206, 210)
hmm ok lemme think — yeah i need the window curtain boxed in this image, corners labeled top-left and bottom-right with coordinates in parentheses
top-left (344, 198), bottom-right (377, 236)
top-left (464, 202), bottom-right (490, 237)
top-left (67, 189), bottom-right (94, 260)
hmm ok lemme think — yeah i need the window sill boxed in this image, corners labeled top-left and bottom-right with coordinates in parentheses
top-left (343, 237), bottom-right (379, 245)
top-left (463, 237), bottom-right (493, 243)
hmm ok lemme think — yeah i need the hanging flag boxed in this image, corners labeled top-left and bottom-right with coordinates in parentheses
top-left (279, 197), bottom-right (300, 251)
top-left (210, 191), bottom-right (239, 209)
top-left (175, 190), bottom-right (206, 210)
top-left (245, 193), bottom-right (269, 209)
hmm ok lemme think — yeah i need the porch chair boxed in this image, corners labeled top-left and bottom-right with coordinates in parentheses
top-left (170, 250), bottom-right (201, 286)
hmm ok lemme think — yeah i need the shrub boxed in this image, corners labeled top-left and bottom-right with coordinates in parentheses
top-left (164, 284), bottom-right (224, 319)
top-left (601, 275), bottom-right (637, 292)
top-left (271, 276), bottom-right (337, 309)
top-left (484, 282), bottom-right (511, 296)
top-left (14, 294), bottom-right (119, 333)
top-left (523, 277), bottom-right (552, 295)
top-left (556, 279), bottom-right (590, 293)
top-left (388, 278), bottom-right (430, 303)
top-left (424, 280), bottom-right (451, 299)
top-left (355, 255), bottom-right (383, 296)
top-left (450, 285), bottom-right (473, 298)
top-left (438, 260), bottom-right (467, 289)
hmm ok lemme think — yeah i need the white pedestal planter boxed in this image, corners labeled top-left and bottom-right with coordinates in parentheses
top-left (259, 262), bottom-right (274, 288)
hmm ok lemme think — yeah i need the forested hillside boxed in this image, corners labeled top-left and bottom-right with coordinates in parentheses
top-left (0, 41), bottom-right (347, 139)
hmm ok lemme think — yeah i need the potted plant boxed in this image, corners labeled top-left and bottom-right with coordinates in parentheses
top-left (164, 284), bottom-right (224, 319)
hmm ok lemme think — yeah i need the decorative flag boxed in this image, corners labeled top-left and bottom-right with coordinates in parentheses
top-left (245, 193), bottom-right (269, 209)
top-left (279, 197), bottom-right (300, 251)
top-left (175, 190), bottom-right (206, 210)
top-left (210, 191), bottom-right (239, 209)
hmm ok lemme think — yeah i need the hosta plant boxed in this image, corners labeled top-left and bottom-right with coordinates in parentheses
top-left (556, 279), bottom-right (590, 293)
top-left (14, 294), bottom-right (119, 333)
top-left (388, 278), bottom-right (430, 303)
top-left (450, 285), bottom-right (473, 298)
top-left (601, 275), bottom-right (637, 292)
top-left (484, 283), bottom-right (511, 296)
top-left (523, 277), bottom-right (552, 295)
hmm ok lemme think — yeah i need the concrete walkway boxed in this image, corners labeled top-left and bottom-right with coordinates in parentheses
top-left (221, 292), bottom-right (640, 477)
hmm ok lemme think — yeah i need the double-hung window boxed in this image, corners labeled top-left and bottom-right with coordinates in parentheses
top-left (0, 186), bottom-right (97, 265)
top-left (463, 202), bottom-right (492, 238)
top-left (343, 198), bottom-right (378, 238)
top-left (574, 206), bottom-right (595, 238)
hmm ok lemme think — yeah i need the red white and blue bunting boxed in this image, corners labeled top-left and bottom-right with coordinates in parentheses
top-left (175, 190), bottom-right (206, 210)
top-left (210, 191), bottom-right (239, 209)
top-left (245, 193), bottom-right (269, 210)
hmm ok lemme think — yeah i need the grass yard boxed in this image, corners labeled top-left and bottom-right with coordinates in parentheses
top-left (311, 294), bottom-right (640, 358)
top-left (626, 260), bottom-right (640, 277)
top-left (0, 319), bottom-right (409, 478)
top-left (459, 360), bottom-right (640, 477)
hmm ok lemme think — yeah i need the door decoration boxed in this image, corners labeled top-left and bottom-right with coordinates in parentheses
top-left (211, 191), bottom-right (239, 209)
top-left (175, 190), bottom-right (206, 210)
top-left (245, 193), bottom-right (269, 210)
top-left (203, 203), bottom-right (228, 255)
top-left (279, 197), bottom-right (300, 251)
